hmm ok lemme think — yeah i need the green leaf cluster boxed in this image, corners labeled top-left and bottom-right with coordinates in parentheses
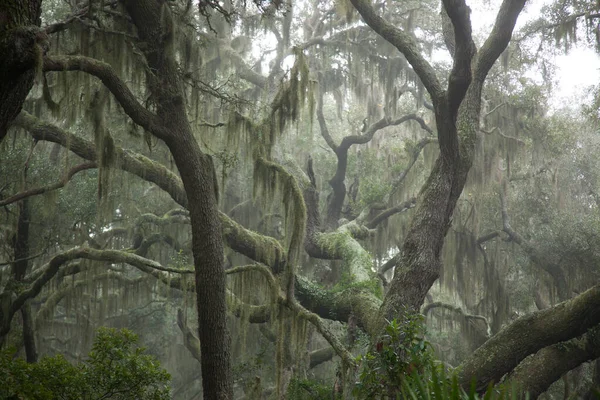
top-left (352, 317), bottom-right (527, 399)
top-left (0, 327), bottom-right (171, 400)
top-left (287, 378), bottom-right (335, 400)
top-left (353, 313), bottom-right (433, 398)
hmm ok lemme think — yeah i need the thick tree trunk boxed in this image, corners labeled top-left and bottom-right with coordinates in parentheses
top-left (166, 133), bottom-right (232, 399)
top-left (349, 0), bottom-right (525, 335)
top-left (0, 0), bottom-right (45, 141)
top-left (121, 0), bottom-right (233, 397)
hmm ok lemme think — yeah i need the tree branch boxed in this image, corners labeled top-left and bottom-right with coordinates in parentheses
top-left (442, 0), bottom-right (476, 117)
top-left (458, 282), bottom-right (600, 391)
top-left (504, 325), bottom-right (600, 398)
top-left (0, 162), bottom-right (96, 207)
top-left (366, 197), bottom-right (417, 229)
top-left (474, 0), bottom-right (527, 82)
top-left (43, 55), bottom-right (170, 140)
top-left (3, 247), bottom-right (187, 337)
top-left (348, 0), bottom-right (445, 107)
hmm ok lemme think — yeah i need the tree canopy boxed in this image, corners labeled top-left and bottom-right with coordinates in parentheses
top-left (2, 0), bottom-right (600, 398)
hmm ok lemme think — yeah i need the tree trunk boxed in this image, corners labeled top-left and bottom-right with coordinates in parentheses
top-left (166, 133), bottom-right (232, 399)
top-left (121, 0), bottom-right (233, 397)
top-left (0, 0), bottom-right (45, 141)
top-left (13, 197), bottom-right (38, 362)
top-left (349, 0), bottom-right (525, 334)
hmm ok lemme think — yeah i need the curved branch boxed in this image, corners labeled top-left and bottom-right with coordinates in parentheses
top-left (43, 55), bottom-right (170, 140)
top-left (423, 301), bottom-right (490, 349)
top-left (348, 0), bottom-right (444, 106)
top-left (366, 197), bottom-right (417, 229)
top-left (134, 233), bottom-right (184, 257)
top-left (474, 0), bottom-right (527, 82)
top-left (458, 282), bottom-right (600, 391)
top-left (3, 247), bottom-right (187, 337)
top-left (0, 162), bottom-right (96, 207)
top-left (504, 325), bottom-right (600, 398)
top-left (316, 88), bottom-right (338, 151)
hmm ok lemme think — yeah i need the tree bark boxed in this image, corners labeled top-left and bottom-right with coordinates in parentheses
top-left (120, 1), bottom-right (233, 397)
top-left (504, 325), bottom-right (600, 398)
top-left (0, 0), bottom-right (45, 141)
top-left (349, 0), bottom-right (526, 330)
top-left (458, 283), bottom-right (600, 391)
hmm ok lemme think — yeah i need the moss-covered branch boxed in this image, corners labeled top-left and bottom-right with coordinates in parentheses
top-left (43, 55), bottom-right (170, 140)
top-left (503, 325), bottom-right (600, 398)
top-left (458, 282), bottom-right (600, 391)
top-left (2, 247), bottom-right (191, 339)
top-left (295, 276), bottom-right (382, 336)
top-left (13, 111), bottom-right (288, 273)
top-left (312, 229), bottom-right (373, 283)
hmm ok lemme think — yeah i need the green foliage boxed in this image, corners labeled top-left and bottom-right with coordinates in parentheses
top-left (399, 369), bottom-right (525, 400)
top-left (0, 327), bottom-right (171, 400)
top-left (353, 317), bottom-right (526, 399)
top-left (287, 378), bottom-right (336, 400)
top-left (330, 270), bottom-right (383, 299)
top-left (359, 179), bottom-right (392, 207)
top-left (354, 313), bottom-right (433, 398)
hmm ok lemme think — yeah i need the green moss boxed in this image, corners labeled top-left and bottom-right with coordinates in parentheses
top-left (330, 271), bottom-right (383, 299)
top-left (315, 231), bottom-right (375, 283)
top-left (253, 158), bottom-right (306, 269)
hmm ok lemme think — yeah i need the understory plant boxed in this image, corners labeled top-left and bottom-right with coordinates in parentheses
top-left (0, 327), bottom-right (171, 399)
top-left (353, 315), bottom-right (525, 399)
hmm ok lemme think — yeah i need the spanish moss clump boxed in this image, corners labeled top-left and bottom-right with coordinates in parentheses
top-left (253, 158), bottom-right (306, 269)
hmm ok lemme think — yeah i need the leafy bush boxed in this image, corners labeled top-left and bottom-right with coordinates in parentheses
top-left (287, 378), bottom-right (334, 400)
top-left (353, 312), bottom-right (433, 398)
top-left (399, 369), bottom-right (525, 400)
top-left (353, 316), bottom-right (526, 399)
top-left (0, 327), bottom-right (171, 399)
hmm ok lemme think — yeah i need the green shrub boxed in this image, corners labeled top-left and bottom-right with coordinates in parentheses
top-left (353, 312), bottom-right (432, 398)
top-left (352, 315), bottom-right (525, 399)
top-left (0, 327), bottom-right (171, 399)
